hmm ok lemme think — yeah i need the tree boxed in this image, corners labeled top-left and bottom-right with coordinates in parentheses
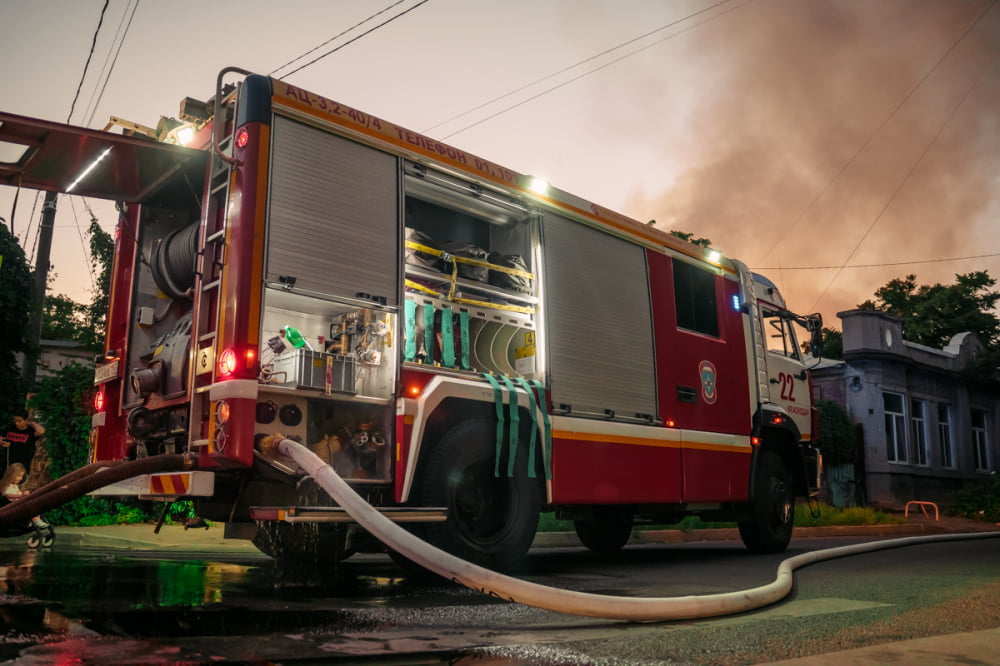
top-left (809, 327), bottom-right (842, 359)
top-left (815, 399), bottom-right (857, 465)
top-left (85, 217), bottom-right (114, 345)
top-left (858, 271), bottom-right (1000, 351)
top-left (0, 223), bottom-right (34, 418)
top-left (38, 217), bottom-right (113, 351)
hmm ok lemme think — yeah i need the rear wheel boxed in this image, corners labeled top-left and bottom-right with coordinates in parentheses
top-left (573, 508), bottom-right (634, 555)
top-left (738, 451), bottom-right (794, 553)
top-left (419, 419), bottom-right (540, 572)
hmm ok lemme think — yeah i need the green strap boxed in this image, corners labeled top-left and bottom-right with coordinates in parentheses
top-left (500, 376), bottom-right (519, 477)
top-left (441, 306), bottom-right (455, 368)
top-left (404, 300), bottom-right (416, 362)
top-left (482, 373), bottom-right (506, 477)
top-left (514, 377), bottom-right (540, 478)
top-left (423, 303), bottom-right (435, 364)
top-left (528, 379), bottom-right (553, 479)
top-left (459, 311), bottom-right (470, 370)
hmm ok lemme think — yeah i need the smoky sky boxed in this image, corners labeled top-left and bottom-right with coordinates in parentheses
top-left (622, 0), bottom-right (1000, 327)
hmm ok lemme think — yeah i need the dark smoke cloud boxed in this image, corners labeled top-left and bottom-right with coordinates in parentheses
top-left (618, 0), bottom-right (1000, 325)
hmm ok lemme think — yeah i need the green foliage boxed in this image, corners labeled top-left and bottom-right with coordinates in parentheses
top-left (37, 220), bottom-right (112, 351)
top-left (860, 271), bottom-right (1000, 352)
top-left (0, 224), bottom-right (33, 417)
top-left (951, 475), bottom-right (1000, 523)
top-left (793, 502), bottom-right (903, 527)
top-left (41, 293), bottom-right (97, 348)
top-left (32, 363), bottom-right (153, 526)
top-left (817, 327), bottom-right (843, 359)
top-left (85, 218), bottom-right (114, 344)
top-left (815, 398), bottom-right (857, 464)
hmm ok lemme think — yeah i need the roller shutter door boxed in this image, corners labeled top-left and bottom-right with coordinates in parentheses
top-left (267, 115), bottom-right (398, 305)
top-left (541, 213), bottom-right (657, 419)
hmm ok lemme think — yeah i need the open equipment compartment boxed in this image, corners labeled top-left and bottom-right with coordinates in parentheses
top-left (401, 161), bottom-right (539, 380)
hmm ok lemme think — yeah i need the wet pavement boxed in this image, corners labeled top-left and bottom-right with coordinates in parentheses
top-left (0, 518), bottom-right (995, 664)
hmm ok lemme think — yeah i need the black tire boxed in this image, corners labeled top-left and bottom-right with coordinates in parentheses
top-left (738, 451), bottom-right (795, 553)
top-left (573, 508), bottom-right (634, 555)
top-left (418, 419), bottom-right (541, 572)
top-left (26, 534), bottom-right (40, 549)
top-left (252, 522), bottom-right (354, 564)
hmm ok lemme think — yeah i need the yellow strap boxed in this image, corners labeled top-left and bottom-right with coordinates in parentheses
top-left (406, 240), bottom-right (534, 279)
top-left (453, 297), bottom-right (535, 315)
top-left (404, 279), bottom-right (443, 297)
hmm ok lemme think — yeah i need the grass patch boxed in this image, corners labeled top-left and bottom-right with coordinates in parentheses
top-left (536, 503), bottom-right (904, 533)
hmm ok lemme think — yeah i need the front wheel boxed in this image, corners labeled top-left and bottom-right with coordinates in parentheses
top-left (419, 419), bottom-right (541, 572)
top-left (738, 451), bottom-right (794, 553)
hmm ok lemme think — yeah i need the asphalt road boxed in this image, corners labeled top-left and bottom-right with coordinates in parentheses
top-left (0, 527), bottom-right (997, 664)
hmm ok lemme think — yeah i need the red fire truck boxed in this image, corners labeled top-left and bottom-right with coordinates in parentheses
top-left (0, 67), bottom-right (822, 570)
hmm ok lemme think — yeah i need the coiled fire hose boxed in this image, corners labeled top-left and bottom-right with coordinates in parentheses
top-left (278, 438), bottom-right (999, 621)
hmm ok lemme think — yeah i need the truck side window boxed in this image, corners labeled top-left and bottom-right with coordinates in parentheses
top-left (673, 257), bottom-right (719, 337)
top-left (762, 309), bottom-right (800, 359)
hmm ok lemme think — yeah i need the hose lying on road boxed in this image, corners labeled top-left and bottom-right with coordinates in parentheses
top-left (0, 454), bottom-right (197, 526)
top-left (278, 437), bottom-right (1000, 622)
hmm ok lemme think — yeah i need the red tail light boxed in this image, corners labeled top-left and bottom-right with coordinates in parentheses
top-left (93, 389), bottom-right (106, 412)
top-left (218, 348), bottom-right (237, 376)
top-left (235, 127), bottom-right (250, 149)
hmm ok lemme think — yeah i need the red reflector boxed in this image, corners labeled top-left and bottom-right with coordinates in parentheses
top-left (93, 389), bottom-right (105, 412)
top-left (235, 127), bottom-right (250, 149)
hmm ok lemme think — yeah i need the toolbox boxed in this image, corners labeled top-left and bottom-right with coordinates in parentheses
top-left (272, 349), bottom-right (356, 393)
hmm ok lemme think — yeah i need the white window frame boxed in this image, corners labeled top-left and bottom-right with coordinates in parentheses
top-left (883, 391), bottom-right (908, 463)
top-left (911, 399), bottom-right (929, 466)
top-left (971, 410), bottom-right (990, 472)
top-left (937, 404), bottom-right (954, 469)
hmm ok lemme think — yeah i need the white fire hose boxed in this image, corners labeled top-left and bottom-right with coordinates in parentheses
top-left (278, 438), bottom-right (999, 622)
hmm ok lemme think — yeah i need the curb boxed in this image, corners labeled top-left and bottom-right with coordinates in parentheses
top-left (532, 522), bottom-right (995, 548)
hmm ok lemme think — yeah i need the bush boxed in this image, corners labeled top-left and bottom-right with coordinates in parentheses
top-left (951, 474), bottom-right (1000, 523)
top-left (32, 363), bottom-right (154, 526)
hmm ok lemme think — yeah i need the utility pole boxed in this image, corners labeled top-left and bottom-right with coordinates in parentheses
top-left (24, 190), bottom-right (57, 388)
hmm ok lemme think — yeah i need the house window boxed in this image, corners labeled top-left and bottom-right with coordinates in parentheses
top-left (911, 399), bottom-right (929, 466)
top-left (883, 392), bottom-right (907, 463)
top-left (937, 404), bottom-right (954, 469)
top-left (971, 410), bottom-right (990, 471)
top-left (672, 258), bottom-right (719, 337)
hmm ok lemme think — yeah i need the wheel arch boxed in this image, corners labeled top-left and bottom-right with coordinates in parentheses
top-left (400, 378), bottom-right (549, 503)
top-left (754, 426), bottom-right (809, 498)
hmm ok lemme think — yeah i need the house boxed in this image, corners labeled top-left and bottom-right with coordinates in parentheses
top-left (36, 339), bottom-right (94, 379)
top-left (811, 309), bottom-right (998, 509)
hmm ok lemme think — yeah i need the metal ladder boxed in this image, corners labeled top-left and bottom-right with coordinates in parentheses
top-left (187, 124), bottom-right (234, 452)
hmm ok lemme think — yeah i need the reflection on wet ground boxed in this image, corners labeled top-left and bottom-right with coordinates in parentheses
top-left (0, 545), bottom-right (528, 663)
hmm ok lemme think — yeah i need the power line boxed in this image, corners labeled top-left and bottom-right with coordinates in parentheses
top-left (754, 252), bottom-right (1000, 271)
top-left (83, 0), bottom-right (142, 128)
top-left (436, 0), bottom-right (754, 141)
top-left (808, 9), bottom-right (1000, 312)
top-left (422, 0), bottom-right (735, 135)
top-left (67, 0), bottom-right (110, 123)
top-left (269, 0), bottom-right (411, 77)
top-left (755, 0), bottom-right (999, 271)
top-left (274, 0), bottom-right (431, 79)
